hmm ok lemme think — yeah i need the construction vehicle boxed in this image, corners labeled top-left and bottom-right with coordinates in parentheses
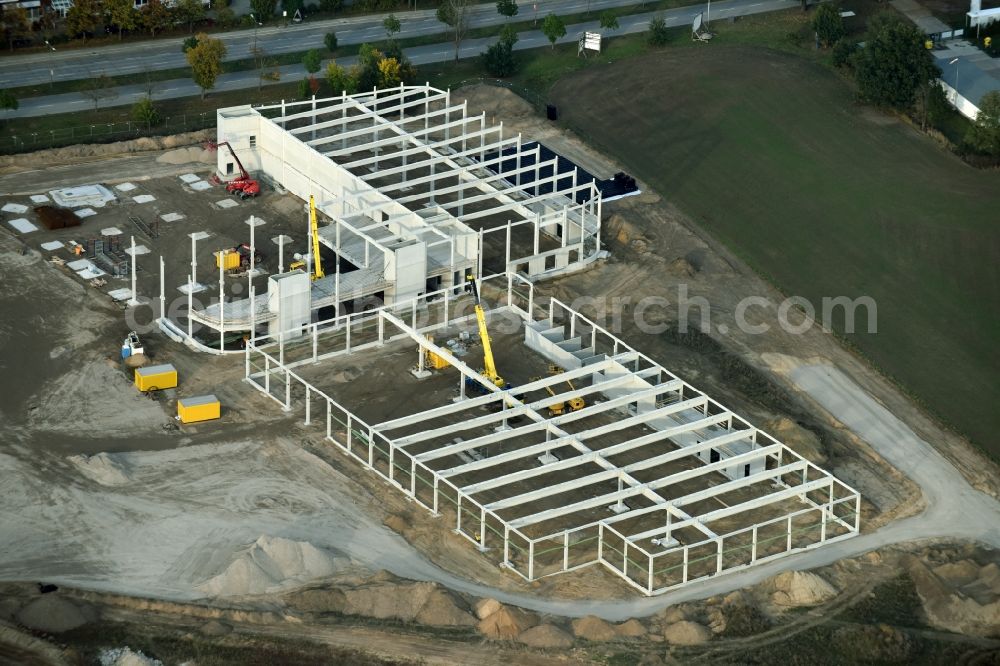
top-left (466, 274), bottom-right (505, 392)
top-left (216, 243), bottom-right (263, 272)
top-left (210, 141), bottom-right (261, 199)
top-left (549, 364), bottom-right (585, 411)
top-left (308, 195), bottom-right (324, 280)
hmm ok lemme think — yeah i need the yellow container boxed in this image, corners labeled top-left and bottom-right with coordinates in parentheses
top-left (177, 394), bottom-right (221, 424)
top-left (134, 363), bottom-right (178, 392)
top-left (215, 249), bottom-right (240, 270)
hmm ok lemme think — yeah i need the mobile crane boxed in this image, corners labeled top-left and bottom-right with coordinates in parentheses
top-left (210, 141), bottom-right (261, 199)
top-left (309, 195), bottom-right (324, 280)
top-left (467, 274), bottom-right (504, 390)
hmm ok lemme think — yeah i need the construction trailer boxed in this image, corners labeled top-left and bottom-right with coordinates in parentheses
top-left (178, 86), bottom-right (603, 350)
top-left (243, 273), bottom-right (861, 597)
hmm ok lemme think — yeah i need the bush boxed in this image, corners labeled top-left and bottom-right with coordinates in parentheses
top-left (831, 37), bottom-right (855, 67)
top-left (324, 31), bottom-right (337, 52)
top-left (319, 0), bottom-right (342, 10)
top-left (648, 15), bottom-right (669, 46)
top-left (130, 95), bottom-right (160, 127)
top-left (812, 3), bottom-right (845, 47)
top-left (181, 35), bottom-right (198, 52)
top-left (481, 40), bottom-right (516, 76)
top-left (297, 77), bottom-right (312, 100)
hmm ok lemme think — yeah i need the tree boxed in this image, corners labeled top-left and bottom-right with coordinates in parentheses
top-left (498, 23), bottom-right (517, 47)
top-left (481, 39), bottom-right (515, 76)
top-left (831, 36), bottom-right (855, 67)
top-left (139, 0), bottom-right (172, 36)
top-left (104, 0), bottom-right (138, 39)
top-left (648, 15), bottom-right (669, 45)
top-left (1, 5), bottom-right (30, 50)
top-left (297, 76), bottom-right (312, 99)
top-left (250, 0), bottom-right (277, 20)
top-left (175, 0), bottom-right (206, 33)
top-left (812, 3), bottom-right (844, 47)
top-left (213, 0), bottom-right (236, 27)
top-left (186, 32), bottom-right (227, 99)
top-left (383, 13), bottom-right (400, 42)
top-left (496, 0), bottom-right (517, 20)
top-left (81, 73), bottom-right (119, 110)
top-left (131, 95), bottom-right (160, 128)
top-left (325, 60), bottom-right (355, 94)
top-left (541, 13), bottom-right (565, 50)
top-left (302, 48), bottom-right (322, 73)
top-left (599, 10), bottom-right (619, 31)
top-left (324, 31), bottom-right (337, 52)
top-left (65, 0), bottom-right (100, 44)
top-left (0, 89), bottom-right (18, 113)
top-left (319, 0), bottom-right (343, 11)
top-left (966, 90), bottom-right (1000, 155)
top-left (436, 0), bottom-right (472, 62)
top-left (182, 34), bottom-right (198, 51)
top-left (377, 56), bottom-right (401, 86)
top-left (854, 12), bottom-right (939, 110)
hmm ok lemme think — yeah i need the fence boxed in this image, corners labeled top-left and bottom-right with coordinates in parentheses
top-left (0, 97), bottom-right (294, 155)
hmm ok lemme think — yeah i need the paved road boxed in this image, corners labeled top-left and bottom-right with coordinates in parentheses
top-left (6, 0), bottom-right (665, 88)
top-left (8, 0), bottom-right (796, 119)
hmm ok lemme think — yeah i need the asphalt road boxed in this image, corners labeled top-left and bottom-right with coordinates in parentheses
top-left (8, 0), bottom-right (797, 119)
top-left (6, 0), bottom-right (667, 88)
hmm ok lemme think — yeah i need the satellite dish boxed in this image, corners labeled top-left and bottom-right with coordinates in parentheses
top-left (692, 12), bottom-right (703, 34)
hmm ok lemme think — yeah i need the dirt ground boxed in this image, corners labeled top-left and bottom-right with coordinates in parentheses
top-left (1, 86), bottom-right (999, 663)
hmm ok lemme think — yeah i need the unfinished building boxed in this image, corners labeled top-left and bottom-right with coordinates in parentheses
top-left (179, 85), bottom-right (602, 346)
top-left (243, 274), bottom-right (861, 596)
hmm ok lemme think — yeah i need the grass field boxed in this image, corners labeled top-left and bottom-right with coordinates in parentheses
top-left (549, 44), bottom-right (1000, 457)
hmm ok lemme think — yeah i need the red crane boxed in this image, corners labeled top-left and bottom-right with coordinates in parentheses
top-left (208, 141), bottom-right (261, 199)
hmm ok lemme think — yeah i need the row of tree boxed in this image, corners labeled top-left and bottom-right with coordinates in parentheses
top-left (812, 7), bottom-right (999, 156)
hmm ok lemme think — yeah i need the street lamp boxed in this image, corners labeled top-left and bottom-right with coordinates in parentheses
top-left (44, 40), bottom-right (56, 90)
top-left (949, 57), bottom-right (960, 107)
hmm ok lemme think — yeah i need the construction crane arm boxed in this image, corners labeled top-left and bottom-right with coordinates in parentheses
top-left (310, 195), bottom-right (324, 280)
top-left (212, 141), bottom-right (250, 181)
top-left (467, 275), bottom-right (503, 388)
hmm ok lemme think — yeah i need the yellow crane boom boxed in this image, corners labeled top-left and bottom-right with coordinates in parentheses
top-left (467, 274), bottom-right (504, 388)
top-left (310, 195), bottom-right (324, 280)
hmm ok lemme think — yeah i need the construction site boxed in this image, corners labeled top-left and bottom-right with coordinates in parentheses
top-left (0, 82), bottom-right (998, 665)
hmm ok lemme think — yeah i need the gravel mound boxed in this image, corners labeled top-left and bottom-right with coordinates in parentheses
top-left (663, 620), bottom-right (712, 646)
top-left (770, 570), bottom-right (838, 607)
top-left (198, 535), bottom-right (341, 597)
top-left (615, 619), bottom-right (647, 637)
top-left (16, 595), bottom-right (93, 633)
top-left (477, 604), bottom-right (538, 640)
top-left (571, 614), bottom-right (617, 641)
top-left (69, 452), bottom-right (133, 486)
top-left (518, 624), bottom-right (574, 648)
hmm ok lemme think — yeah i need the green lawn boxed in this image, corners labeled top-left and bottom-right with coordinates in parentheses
top-left (549, 43), bottom-right (1000, 456)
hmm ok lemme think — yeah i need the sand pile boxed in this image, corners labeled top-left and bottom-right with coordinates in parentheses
top-left (198, 535), bottom-right (341, 597)
top-left (571, 614), bottom-right (617, 641)
top-left (769, 570), bottom-right (838, 608)
top-left (156, 146), bottom-right (215, 165)
top-left (16, 595), bottom-right (94, 633)
top-left (905, 555), bottom-right (1000, 635)
top-left (518, 624), bottom-right (574, 648)
top-left (663, 620), bottom-right (712, 646)
top-left (99, 647), bottom-right (163, 666)
top-left (615, 619), bottom-right (647, 637)
top-left (0, 130), bottom-right (213, 171)
top-left (476, 603), bottom-right (538, 639)
top-left (69, 452), bottom-right (133, 486)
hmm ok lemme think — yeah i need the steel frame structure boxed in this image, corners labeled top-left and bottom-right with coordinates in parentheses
top-left (244, 273), bottom-right (861, 596)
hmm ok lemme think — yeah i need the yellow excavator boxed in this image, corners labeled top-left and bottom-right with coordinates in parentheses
top-left (467, 274), bottom-right (505, 390)
top-left (533, 365), bottom-right (585, 416)
top-left (291, 195), bottom-right (325, 279)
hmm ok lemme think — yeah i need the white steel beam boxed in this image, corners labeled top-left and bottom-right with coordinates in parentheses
top-left (508, 453), bottom-right (797, 530)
